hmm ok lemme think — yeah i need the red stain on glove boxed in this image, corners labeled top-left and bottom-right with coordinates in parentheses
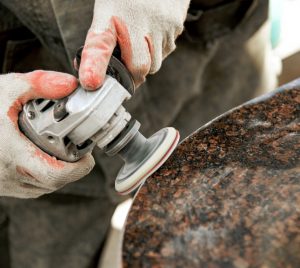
top-left (79, 30), bottom-right (117, 90)
top-left (113, 17), bottom-right (152, 86)
top-left (16, 165), bottom-right (36, 179)
top-left (8, 71), bottom-right (78, 125)
top-left (7, 71), bottom-right (78, 168)
top-left (34, 148), bottom-right (64, 168)
top-left (26, 71), bottom-right (78, 99)
top-left (79, 17), bottom-right (154, 90)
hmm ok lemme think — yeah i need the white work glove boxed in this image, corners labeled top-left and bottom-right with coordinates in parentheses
top-left (78, 0), bottom-right (191, 90)
top-left (0, 71), bottom-right (95, 198)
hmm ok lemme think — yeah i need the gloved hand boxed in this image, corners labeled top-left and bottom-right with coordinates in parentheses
top-left (0, 71), bottom-right (95, 198)
top-left (78, 0), bottom-right (190, 90)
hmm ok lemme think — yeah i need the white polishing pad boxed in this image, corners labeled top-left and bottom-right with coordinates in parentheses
top-left (115, 127), bottom-right (180, 195)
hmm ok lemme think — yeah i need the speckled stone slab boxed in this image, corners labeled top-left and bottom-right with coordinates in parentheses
top-left (122, 80), bottom-right (300, 268)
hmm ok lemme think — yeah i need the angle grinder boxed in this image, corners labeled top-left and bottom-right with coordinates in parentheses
top-left (18, 48), bottom-right (180, 195)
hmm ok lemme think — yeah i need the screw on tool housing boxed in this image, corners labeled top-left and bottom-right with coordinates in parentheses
top-left (27, 111), bottom-right (35, 120)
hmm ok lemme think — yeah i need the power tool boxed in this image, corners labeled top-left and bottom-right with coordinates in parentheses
top-left (18, 48), bottom-right (180, 195)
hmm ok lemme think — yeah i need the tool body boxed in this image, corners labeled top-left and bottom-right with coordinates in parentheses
top-left (19, 53), bottom-right (179, 194)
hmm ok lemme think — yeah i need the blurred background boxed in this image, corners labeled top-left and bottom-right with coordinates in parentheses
top-left (272, 0), bottom-right (300, 84)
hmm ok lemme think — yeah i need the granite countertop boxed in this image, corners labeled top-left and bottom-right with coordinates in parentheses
top-left (122, 80), bottom-right (300, 268)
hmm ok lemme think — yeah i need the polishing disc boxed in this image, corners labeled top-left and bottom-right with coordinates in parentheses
top-left (115, 127), bottom-right (180, 195)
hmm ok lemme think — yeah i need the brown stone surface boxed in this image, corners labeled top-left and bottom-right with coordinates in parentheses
top-left (122, 80), bottom-right (300, 268)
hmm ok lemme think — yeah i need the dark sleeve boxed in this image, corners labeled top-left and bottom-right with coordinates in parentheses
top-left (189, 0), bottom-right (234, 10)
top-left (184, 0), bottom-right (266, 44)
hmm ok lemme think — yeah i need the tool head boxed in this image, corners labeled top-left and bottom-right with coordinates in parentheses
top-left (19, 47), bottom-right (179, 196)
top-left (114, 127), bottom-right (180, 195)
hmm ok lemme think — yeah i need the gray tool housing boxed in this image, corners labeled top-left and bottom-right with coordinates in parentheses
top-left (19, 75), bottom-right (133, 162)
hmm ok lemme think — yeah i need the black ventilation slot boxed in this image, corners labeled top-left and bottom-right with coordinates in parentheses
top-left (76, 139), bottom-right (93, 150)
top-left (35, 98), bottom-right (44, 105)
top-left (63, 136), bottom-right (71, 146)
top-left (56, 112), bottom-right (69, 122)
top-left (41, 101), bottom-right (55, 112)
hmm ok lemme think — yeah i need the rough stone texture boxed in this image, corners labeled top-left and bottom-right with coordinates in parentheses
top-left (122, 80), bottom-right (300, 268)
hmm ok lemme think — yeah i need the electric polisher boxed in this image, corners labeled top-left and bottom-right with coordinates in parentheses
top-left (18, 49), bottom-right (179, 195)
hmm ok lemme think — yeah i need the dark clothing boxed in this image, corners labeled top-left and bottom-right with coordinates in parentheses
top-left (0, 0), bottom-right (272, 267)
